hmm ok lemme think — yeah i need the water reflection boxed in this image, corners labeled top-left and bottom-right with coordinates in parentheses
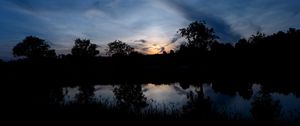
top-left (62, 86), bottom-right (80, 103)
top-left (54, 83), bottom-right (300, 121)
top-left (251, 88), bottom-right (281, 124)
top-left (204, 84), bottom-right (253, 119)
top-left (94, 85), bottom-right (116, 104)
top-left (114, 84), bottom-right (147, 109)
top-left (143, 83), bottom-right (200, 111)
top-left (272, 93), bottom-right (300, 121)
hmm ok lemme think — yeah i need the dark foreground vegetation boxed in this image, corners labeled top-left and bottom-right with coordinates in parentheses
top-left (1, 21), bottom-right (300, 125)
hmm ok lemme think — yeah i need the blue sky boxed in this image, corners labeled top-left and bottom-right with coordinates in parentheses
top-left (1, 0), bottom-right (300, 59)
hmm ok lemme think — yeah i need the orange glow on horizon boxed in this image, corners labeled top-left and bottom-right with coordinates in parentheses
top-left (129, 26), bottom-right (176, 55)
top-left (141, 39), bottom-right (175, 55)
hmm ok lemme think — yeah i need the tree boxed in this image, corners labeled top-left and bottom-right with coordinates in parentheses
top-left (248, 32), bottom-right (266, 47)
top-left (107, 40), bottom-right (134, 56)
top-left (251, 90), bottom-right (281, 124)
top-left (71, 39), bottom-right (99, 57)
top-left (211, 42), bottom-right (234, 53)
top-left (178, 21), bottom-right (219, 52)
top-left (113, 84), bottom-right (147, 109)
top-left (13, 36), bottom-right (56, 59)
top-left (182, 85), bottom-right (212, 120)
top-left (169, 50), bottom-right (175, 55)
top-left (249, 32), bottom-right (266, 42)
top-left (235, 38), bottom-right (249, 49)
top-left (76, 85), bottom-right (95, 104)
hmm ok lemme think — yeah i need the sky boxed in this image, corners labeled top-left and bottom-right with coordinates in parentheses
top-left (1, 0), bottom-right (300, 60)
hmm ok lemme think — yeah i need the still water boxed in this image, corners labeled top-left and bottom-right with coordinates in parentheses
top-left (51, 83), bottom-right (300, 121)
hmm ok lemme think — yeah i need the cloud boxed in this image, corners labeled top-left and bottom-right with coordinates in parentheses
top-left (7, 0), bottom-right (95, 12)
top-left (159, 47), bottom-right (165, 53)
top-left (160, 0), bottom-right (300, 40)
top-left (0, 0), bottom-right (181, 58)
top-left (170, 34), bottom-right (181, 44)
top-left (134, 39), bottom-right (147, 43)
top-left (141, 47), bottom-right (149, 52)
top-left (160, 0), bottom-right (241, 42)
top-left (1, 0), bottom-right (300, 59)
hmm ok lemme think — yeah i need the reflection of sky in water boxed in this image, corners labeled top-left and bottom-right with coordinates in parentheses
top-left (94, 85), bottom-right (116, 105)
top-left (60, 83), bottom-right (300, 119)
top-left (142, 83), bottom-right (199, 111)
top-left (271, 93), bottom-right (300, 121)
top-left (203, 84), bottom-right (259, 119)
top-left (63, 86), bottom-right (80, 103)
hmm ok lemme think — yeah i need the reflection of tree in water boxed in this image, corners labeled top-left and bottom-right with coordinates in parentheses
top-left (212, 80), bottom-right (253, 100)
top-left (49, 88), bottom-right (64, 104)
top-left (251, 88), bottom-right (281, 124)
top-left (179, 82), bottom-right (190, 90)
top-left (113, 84), bottom-right (147, 109)
top-left (183, 85), bottom-right (212, 120)
top-left (76, 85), bottom-right (95, 104)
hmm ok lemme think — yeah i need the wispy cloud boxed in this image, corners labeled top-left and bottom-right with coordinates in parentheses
top-left (134, 39), bottom-right (148, 43)
top-left (0, 0), bottom-right (300, 59)
top-left (160, 0), bottom-right (300, 39)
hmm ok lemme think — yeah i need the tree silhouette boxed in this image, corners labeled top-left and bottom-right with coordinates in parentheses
top-left (107, 40), bottom-right (134, 56)
top-left (251, 89), bottom-right (281, 124)
top-left (183, 85), bottom-right (212, 120)
top-left (178, 21), bottom-right (219, 52)
top-left (249, 32), bottom-right (266, 44)
top-left (76, 85), bottom-right (95, 104)
top-left (235, 38), bottom-right (250, 49)
top-left (113, 84), bottom-right (147, 109)
top-left (211, 42), bottom-right (234, 54)
top-left (12, 36), bottom-right (56, 59)
top-left (169, 50), bottom-right (175, 55)
top-left (71, 39), bottom-right (99, 57)
top-left (49, 88), bottom-right (64, 104)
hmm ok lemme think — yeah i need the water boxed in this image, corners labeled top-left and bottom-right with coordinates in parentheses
top-left (50, 83), bottom-right (300, 121)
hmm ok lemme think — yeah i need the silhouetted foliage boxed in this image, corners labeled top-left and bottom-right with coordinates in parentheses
top-left (251, 89), bottom-right (281, 124)
top-left (107, 40), bottom-right (134, 56)
top-left (71, 38), bottom-right (99, 57)
top-left (169, 50), bottom-right (175, 55)
top-left (77, 85), bottom-right (95, 104)
top-left (183, 85), bottom-right (212, 120)
top-left (113, 84), bottom-right (147, 109)
top-left (128, 51), bottom-right (144, 57)
top-left (178, 21), bottom-right (219, 53)
top-left (49, 88), bottom-right (64, 104)
top-left (162, 51), bottom-right (168, 55)
top-left (235, 38), bottom-right (249, 50)
top-left (12, 36), bottom-right (56, 59)
top-left (211, 42), bottom-right (234, 55)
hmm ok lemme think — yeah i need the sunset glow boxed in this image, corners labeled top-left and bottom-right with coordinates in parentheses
top-left (1, 0), bottom-right (299, 59)
top-left (1, 0), bottom-right (300, 124)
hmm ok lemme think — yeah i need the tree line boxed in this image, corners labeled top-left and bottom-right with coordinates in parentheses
top-left (12, 37), bottom-right (137, 60)
top-left (8, 21), bottom-right (300, 61)
top-left (1, 21), bottom-right (300, 82)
